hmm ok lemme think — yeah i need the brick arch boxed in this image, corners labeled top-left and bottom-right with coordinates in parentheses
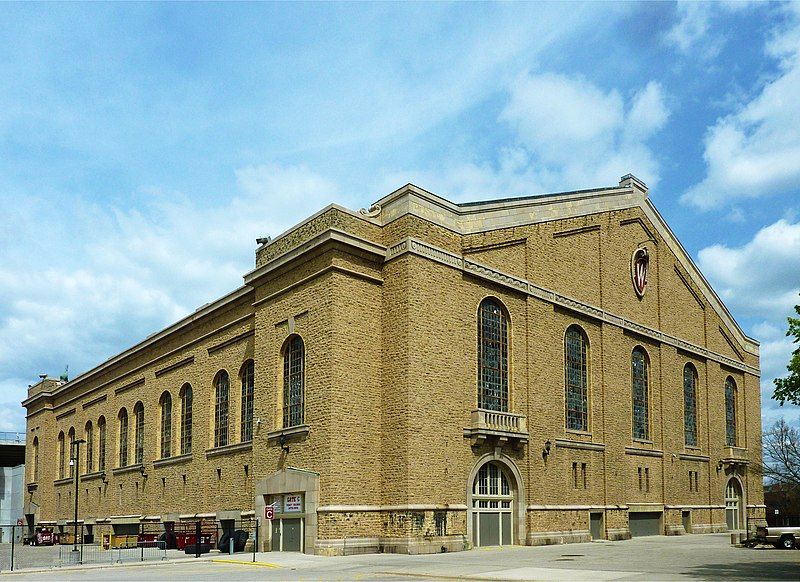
top-left (466, 452), bottom-right (526, 546)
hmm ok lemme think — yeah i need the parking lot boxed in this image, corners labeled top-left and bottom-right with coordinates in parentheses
top-left (2, 534), bottom-right (799, 580)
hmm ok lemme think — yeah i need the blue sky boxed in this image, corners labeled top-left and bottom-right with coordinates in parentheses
top-left (1, 1), bottom-right (799, 431)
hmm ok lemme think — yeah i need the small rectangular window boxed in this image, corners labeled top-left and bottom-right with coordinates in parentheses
top-left (434, 512), bottom-right (447, 536)
top-left (573, 462), bottom-right (579, 489)
top-left (638, 467), bottom-right (643, 491)
top-left (581, 463), bottom-right (587, 490)
top-left (645, 467), bottom-right (650, 492)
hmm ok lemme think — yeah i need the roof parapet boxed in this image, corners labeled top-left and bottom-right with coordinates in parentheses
top-left (619, 174), bottom-right (648, 197)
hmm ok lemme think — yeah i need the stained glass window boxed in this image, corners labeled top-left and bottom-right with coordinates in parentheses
top-left (684, 364), bottom-right (698, 446)
top-left (632, 348), bottom-right (649, 440)
top-left (118, 409), bottom-right (128, 467)
top-left (85, 421), bottom-right (93, 473)
top-left (180, 384), bottom-right (193, 455)
top-left (283, 337), bottom-right (305, 428)
top-left (725, 377), bottom-right (737, 446)
top-left (58, 431), bottom-right (65, 479)
top-left (133, 402), bottom-right (144, 464)
top-left (214, 372), bottom-right (230, 447)
top-left (565, 326), bottom-right (589, 431)
top-left (98, 416), bottom-right (106, 472)
top-left (160, 392), bottom-right (172, 459)
top-left (478, 299), bottom-right (508, 412)
top-left (241, 360), bottom-right (255, 442)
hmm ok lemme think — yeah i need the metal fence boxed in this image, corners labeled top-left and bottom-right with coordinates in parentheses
top-left (0, 518), bottom-right (260, 571)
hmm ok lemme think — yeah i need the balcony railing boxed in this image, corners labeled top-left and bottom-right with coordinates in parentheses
top-left (464, 409), bottom-right (528, 447)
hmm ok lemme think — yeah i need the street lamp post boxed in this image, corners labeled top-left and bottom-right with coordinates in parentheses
top-left (69, 439), bottom-right (86, 554)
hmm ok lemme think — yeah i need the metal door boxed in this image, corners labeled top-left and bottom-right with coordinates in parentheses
top-left (282, 519), bottom-right (302, 552)
top-left (629, 512), bottom-right (662, 536)
top-left (682, 510), bottom-right (691, 534)
top-left (590, 512), bottom-right (603, 539)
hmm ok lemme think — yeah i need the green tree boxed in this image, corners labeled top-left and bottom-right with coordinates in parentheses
top-left (773, 296), bottom-right (800, 406)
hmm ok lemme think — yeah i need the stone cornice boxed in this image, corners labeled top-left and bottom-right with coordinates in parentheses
top-left (387, 237), bottom-right (759, 375)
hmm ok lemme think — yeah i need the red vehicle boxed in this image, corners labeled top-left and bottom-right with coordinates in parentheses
top-left (27, 527), bottom-right (55, 546)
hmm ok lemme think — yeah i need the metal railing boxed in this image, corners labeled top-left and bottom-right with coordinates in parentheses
top-left (0, 431), bottom-right (25, 444)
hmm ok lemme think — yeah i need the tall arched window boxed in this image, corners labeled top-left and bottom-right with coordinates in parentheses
top-left (118, 408), bottom-right (129, 467)
top-left (478, 299), bottom-right (509, 412)
top-left (180, 384), bottom-right (193, 455)
top-left (214, 371), bottom-right (230, 447)
top-left (98, 416), bottom-right (106, 472)
top-left (283, 336), bottom-right (305, 428)
top-left (68, 427), bottom-right (75, 477)
top-left (85, 421), bottom-right (94, 474)
top-left (631, 348), bottom-right (649, 440)
top-left (32, 436), bottom-right (39, 482)
top-left (725, 377), bottom-right (737, 446)
top-left (241, 360), bottom-right (255, 442)
top-left (58, 431), bottom-right (65, 479)
top-left (565, 326), bottom-right (589, 431)
top-left (133, 402), bottom-right (144, 464)
top-left (160, 392), bottom-right (172, 459)
top-left (684, 364), bottom-right (698, 447)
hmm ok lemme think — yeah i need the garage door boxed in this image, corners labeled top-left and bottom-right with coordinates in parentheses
top-left (629, 512), bottom-right (662, 537)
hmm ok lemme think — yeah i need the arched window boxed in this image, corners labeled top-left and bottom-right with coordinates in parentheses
top-left (58, 431), bottom-right (65, 479)
top-left (214, 371), bottom-right (230, 447)
top-left (725, 377), bottom-right (737, 446)
top-left (241, 360), bottom-right (255, 442)
top-left (68, 427), bottom-right (75, 477)
top-left (283, 336), bottom-right (305, 428)
top-left (32, 436), bottom-right (39, 482)
top-left (684, 364), bottom-right (698, 447)
top-left (160, 392), bottom-right (172, 459)
top-left (632, 347), bottom-right (649, 440)
top-left (565, 325), bottom-right (589, 431)
top-left (471, 462), bottom-right (513, 546)
top-left (118, 408), bottom-right (129, 467)
top-left (133, 402), bottom-right (144, 464)
top-left (98, 416), bottom-right (106, 472)
top-left (478, 299), bottom-right (509, 412)
top-left (85, 421), bottom-right (94, 474)
top-left (180, 384), bottom-right (193, 455)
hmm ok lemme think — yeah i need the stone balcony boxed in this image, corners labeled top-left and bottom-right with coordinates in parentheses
top-left (463, 409), bottom-right (528, 448)
top-left (720, 446), bottom-right (749, 471)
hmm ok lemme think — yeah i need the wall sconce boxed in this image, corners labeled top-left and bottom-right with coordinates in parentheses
top-left (139, 466), bottom-right (148, 478)
top-left (543, 440), bottom-right (552, 458)
top-left (279, 433), bottom-right (290, 454)
top-left (716, 460), bottom-right (724, 472)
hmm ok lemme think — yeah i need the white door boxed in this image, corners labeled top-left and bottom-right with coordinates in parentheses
top-left (472, 463), bottom-right (513, 547)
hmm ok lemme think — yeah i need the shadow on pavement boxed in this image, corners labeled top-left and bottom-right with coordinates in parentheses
top-left (682, 560), bottom-right (799, 580)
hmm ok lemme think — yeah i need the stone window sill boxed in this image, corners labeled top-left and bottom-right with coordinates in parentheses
top-left (153, 453), bottom-right (193, 468)
top-left (112, 463), bottom-right (144, 476)
top-left (625, 446), bottom-right (664, 458)
top-left (80, 471), bottom-right (106, 481)
top-left (205, 441), bottom-right (252, 459)
top-left (267, 424), bottom-right (310, 443)
top-left (54, 477), bottom-right (74, 486)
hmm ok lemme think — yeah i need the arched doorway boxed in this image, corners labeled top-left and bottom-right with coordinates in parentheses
top-left (725, 477), bottom-right (744, 532)
top-left (470, 462), bottom-right (515, 547)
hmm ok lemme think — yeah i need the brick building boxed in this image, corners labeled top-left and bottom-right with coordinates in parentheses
top-left (22, 175), bottom-right (764, 554)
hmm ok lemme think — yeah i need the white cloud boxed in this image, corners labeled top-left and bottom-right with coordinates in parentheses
top-left (665, 0), bottom-right (759, 58)
top-left (390, 74), bottom-right (669, 201)
top-left (698, 218), bottom-right (800, 320)
top-left (0, 163), bottom-right (343, 431)
top-left (682, 4), bottom-right (800, 209)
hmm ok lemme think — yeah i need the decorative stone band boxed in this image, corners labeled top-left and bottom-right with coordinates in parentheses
top-left (528, 504), bottom-right (628, 510)
top-left (664, 504), bottom-right (725, 510)
top-left (386, 237), bottom-right (759, 376)
top-left (317, 504), bottom-right (468, 512)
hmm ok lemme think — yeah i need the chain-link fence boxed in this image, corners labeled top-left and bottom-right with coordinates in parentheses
top-left (0, 517), bottom-right (259, 571)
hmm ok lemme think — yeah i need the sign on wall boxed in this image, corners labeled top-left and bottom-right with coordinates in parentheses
top-left (283, 494), bottom-right (303, 513)
top-left (265, 505), bottom-right (275, 520)
top-left (631, 247), bottom-right (649, 298)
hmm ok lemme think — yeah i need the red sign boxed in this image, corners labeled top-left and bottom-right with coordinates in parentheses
top-left (631, 247), bottom-right (649, 297)
top-left (265, 505), bottom-right (275, 520)
top-left (16, 518), bottom-right (23, 526)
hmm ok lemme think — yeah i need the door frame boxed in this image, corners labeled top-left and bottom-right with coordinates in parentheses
top-left (466, 452), bottom-right (525, 547)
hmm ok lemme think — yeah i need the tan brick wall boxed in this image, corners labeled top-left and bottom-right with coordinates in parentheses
top-left (25, 190), bottom-right (761, 552)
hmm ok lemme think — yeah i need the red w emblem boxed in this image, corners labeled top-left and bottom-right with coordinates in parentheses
top-left (631, 247), bottom-right (649, 297)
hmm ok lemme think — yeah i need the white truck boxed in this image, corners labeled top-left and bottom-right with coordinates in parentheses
top-left (756, 525), bottom-right (800, 549)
